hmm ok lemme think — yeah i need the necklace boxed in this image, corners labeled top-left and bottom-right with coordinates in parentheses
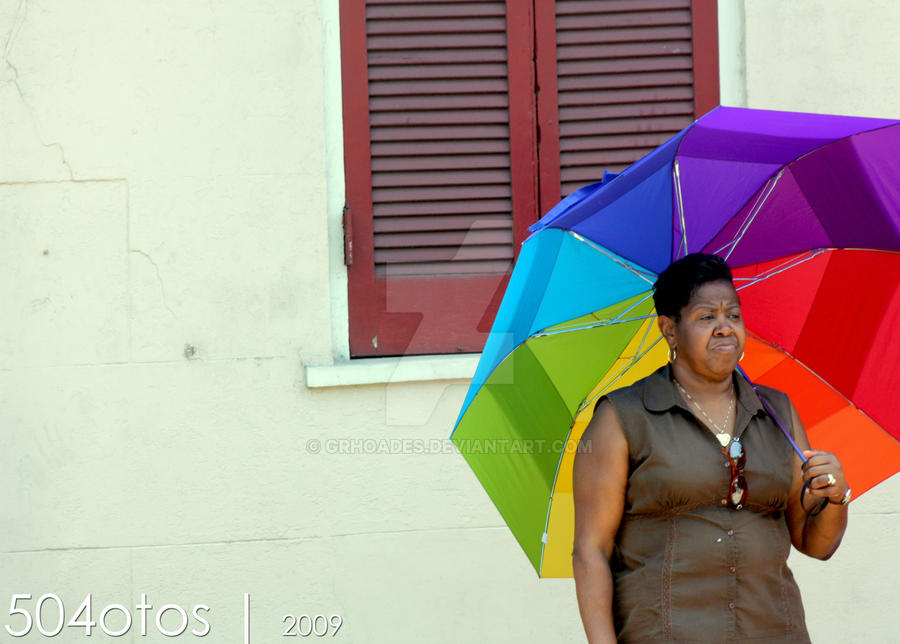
top-left (674, 378), bottom-right (735, 447)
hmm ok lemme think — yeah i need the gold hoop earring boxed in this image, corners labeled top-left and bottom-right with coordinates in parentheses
top-left (668, 347), bottom-right (677, 363)
top-left (739, 351), bottom-right (745, 361)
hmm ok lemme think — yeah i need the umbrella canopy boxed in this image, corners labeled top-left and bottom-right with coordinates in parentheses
top-left (451, 106), bottom-right (900, 578)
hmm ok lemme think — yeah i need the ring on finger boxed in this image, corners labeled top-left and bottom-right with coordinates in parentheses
top-left (826, 473), bottom-right (836, 486)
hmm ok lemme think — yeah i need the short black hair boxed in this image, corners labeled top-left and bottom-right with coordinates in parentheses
top-left (653, 253), bottom-right (734, 321)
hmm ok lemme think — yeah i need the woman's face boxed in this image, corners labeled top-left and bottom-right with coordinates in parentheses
top-left (665, 279), bottom-right (746, 380)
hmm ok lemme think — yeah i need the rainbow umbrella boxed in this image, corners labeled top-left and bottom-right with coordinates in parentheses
top-left (451, 106), bottom-right (900, 578)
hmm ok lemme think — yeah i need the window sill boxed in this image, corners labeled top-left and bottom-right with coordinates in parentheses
top-left (305, 353), bottom-right (480, 388)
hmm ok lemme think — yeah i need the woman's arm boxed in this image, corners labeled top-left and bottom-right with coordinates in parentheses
top-left (785, 400), bottom-right (849, 560)
top-left (572, 400), bottom-right (629, 644)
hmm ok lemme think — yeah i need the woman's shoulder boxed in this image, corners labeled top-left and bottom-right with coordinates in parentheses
top-left (743, 379), bottom-right (794, 411)
top-left (735, 375), bottom-right (797, 437)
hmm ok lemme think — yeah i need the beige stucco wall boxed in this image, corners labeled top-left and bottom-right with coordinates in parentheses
top-left (1, 1), bottom-right (897, 642)
top-left (0, 1), bottom-right (583, 642)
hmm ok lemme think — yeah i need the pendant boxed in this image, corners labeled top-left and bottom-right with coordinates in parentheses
top-left (716, 433), bottom-right (731, 447)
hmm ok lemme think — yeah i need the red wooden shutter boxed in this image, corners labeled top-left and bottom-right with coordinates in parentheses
top-left (534, 0), bottom-right (719, 211)
top-left (341, 0), bottom-right (538, 357)
top-left (341, 0), bottom-right (718, 357)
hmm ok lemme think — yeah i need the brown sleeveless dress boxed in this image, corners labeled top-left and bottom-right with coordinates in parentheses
top-left (601, 364), bottom-right (810, 643)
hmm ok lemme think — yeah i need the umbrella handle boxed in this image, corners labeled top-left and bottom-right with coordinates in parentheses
top-left (800, 478), bottom-right (829, 516)
top-left (735, 365), bottom-right (808, 464)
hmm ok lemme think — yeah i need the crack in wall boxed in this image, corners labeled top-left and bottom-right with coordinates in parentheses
top-left (130, 249), bottom-right (178, 320)
top-left (1, 525), bottom-right (511, 555)
top-left (2, 0), bottom-right (27, 59)
top-left (4, 60), bottom-right (75, 181)
top-left (2, 0), bottom-right (76, 181)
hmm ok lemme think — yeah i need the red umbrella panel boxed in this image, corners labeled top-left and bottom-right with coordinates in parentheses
top-left (734, 248), bottom-right (900, 497)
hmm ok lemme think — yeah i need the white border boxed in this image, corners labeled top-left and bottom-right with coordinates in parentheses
top-left (306, 353), bottom-right (480, 388)
top-left (718, 0), bottom-right (748, 107)
top-left (321, 0), bottom-right (350, 362)
top-left (312, 1), bottom-right (479, 387)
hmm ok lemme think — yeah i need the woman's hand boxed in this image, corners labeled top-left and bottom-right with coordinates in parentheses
top-left (801, 449), bottom-right (849, 505)
top-left (785, 402), bottom-right (849, 560)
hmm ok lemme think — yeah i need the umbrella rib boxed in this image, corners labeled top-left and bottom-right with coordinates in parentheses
top-left (577, 331), bottom-right (664, 414)
top-left (788, 120), bottom-right (900, 166)
top-left (541, 320), bottom-right (663, 574)
top-left (532, 292), bottom-right (655, 336)
top-left (715, 169), bottom-right (785, 260)
top-left (596, 332), bottom-right (661, 401)
top-left (734, 249), bottom-right (827, 290)
top-left (705, 121), bottom-right (900, 262)
top-left (733, 250), bottom-right (822, 280)
top-left (674, 159), bottom-right (688, 259)
top-left (722, 172), bottom-right (781, 258)
top-left (567, 231), bottom-right (657, 285)
top-left (749, 329), bottom-right (900, 448)
top-left (534, 314), bottom-right (656, 338)
top-left (744, 331), bottom-right (878, 422)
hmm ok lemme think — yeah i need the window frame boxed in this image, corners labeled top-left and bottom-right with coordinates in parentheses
top-left (338, 0), bottom-right (719, 359)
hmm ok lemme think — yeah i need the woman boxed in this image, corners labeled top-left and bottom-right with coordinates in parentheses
top-left (572, 253), bottom-right (849, 643)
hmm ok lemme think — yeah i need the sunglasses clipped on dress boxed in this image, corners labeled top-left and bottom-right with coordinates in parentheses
top-left (724, 438), bottom-right (747, 510)
top-left (723, 436), bottom-right (828, 514)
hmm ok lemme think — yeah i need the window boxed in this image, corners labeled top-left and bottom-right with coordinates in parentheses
top-left (340, 0), bottom-right (718, 357)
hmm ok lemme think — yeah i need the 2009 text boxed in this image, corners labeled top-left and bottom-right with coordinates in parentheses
top-left (281, 614), bottom-right (343, 637)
